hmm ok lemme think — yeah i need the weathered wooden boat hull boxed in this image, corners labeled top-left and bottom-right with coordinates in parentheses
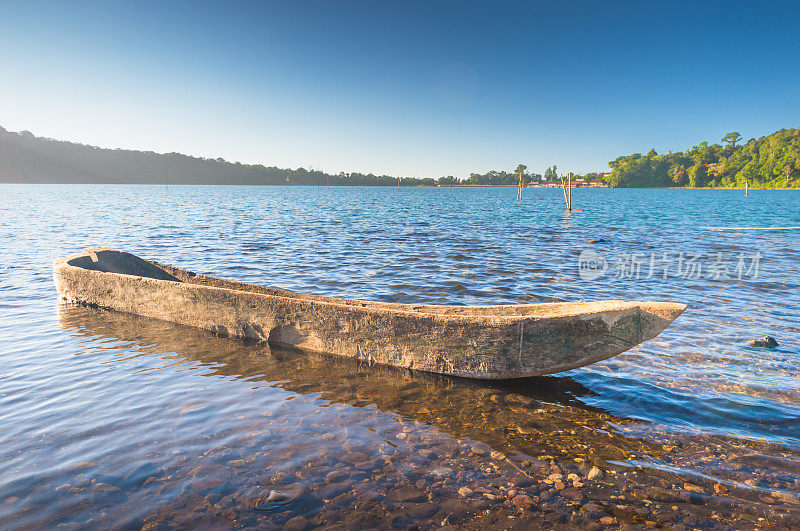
top-left (53, 248), bottom-right (686, 379)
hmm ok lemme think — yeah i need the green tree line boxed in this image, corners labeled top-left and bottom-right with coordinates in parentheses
top-left (463, 168), bottom-right (542, 186)
top-left (606, 126), bottom-right (800, 188)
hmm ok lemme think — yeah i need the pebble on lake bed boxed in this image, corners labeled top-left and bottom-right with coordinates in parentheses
top-left (587, 466), bottom-right (603, 480)
top-left (683, 482), bottom-right (704, 493)
top-left (430, 466), bottom-right (453, 477)
top-left (512, 494), bottom-right (535, 508)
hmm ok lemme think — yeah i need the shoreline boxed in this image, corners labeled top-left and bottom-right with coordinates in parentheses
top-left (2, 182), bottom-right (799, 190)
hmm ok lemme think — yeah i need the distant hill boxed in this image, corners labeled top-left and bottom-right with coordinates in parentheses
top-left (0, 125), bottom-right (438, 186)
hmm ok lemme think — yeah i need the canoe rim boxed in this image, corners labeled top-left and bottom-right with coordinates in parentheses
top-left (54, 247), bottom-right (688, 323)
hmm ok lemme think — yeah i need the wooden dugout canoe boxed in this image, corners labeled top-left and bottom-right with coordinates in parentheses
top-left (53, 248), bottom-right (686, 379)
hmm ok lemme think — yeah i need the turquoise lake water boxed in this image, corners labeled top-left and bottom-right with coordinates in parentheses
top-left (1, 185), bottom-right (799, 528)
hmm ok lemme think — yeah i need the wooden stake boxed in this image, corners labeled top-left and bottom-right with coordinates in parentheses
top-left (560, 173), bottom-right (572, 210)
top-left (558, 173), bottom-right (573, 210)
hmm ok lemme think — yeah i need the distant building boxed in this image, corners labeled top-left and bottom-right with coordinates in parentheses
top-left (527, 178), bottom-right (609, 188)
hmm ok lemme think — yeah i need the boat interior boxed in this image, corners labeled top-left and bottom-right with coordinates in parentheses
top-left (65, 248), bottom-right (676, 319)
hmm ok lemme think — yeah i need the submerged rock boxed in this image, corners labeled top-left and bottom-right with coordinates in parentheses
top-left (389, 486), bottom-right (427, 503)
top-left (283, 515), bottom-right (311, 531)
top-left (512, 493), bottom-right (535, 508)
top-left (247, 483), bottom-right (305, 512)
top-left (749, 336), bottom-right (779, 348)
top-left (430, 466), bottom-right (453, 477)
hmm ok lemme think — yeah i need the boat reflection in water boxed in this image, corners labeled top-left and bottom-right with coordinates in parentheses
top-left (58, 303), bottom-right (654, 464)
top-left (45, 304), bottom-right (799, 529)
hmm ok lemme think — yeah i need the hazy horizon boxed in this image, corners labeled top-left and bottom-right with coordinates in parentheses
top-left (1, 1), bottom-right (799, 177)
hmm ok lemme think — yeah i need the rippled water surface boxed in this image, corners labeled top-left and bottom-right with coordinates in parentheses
top-left (1, 184), bottom-right (799, 529)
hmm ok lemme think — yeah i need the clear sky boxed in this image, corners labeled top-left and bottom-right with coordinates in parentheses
top-left (1, 1), bottom-right (799, 177)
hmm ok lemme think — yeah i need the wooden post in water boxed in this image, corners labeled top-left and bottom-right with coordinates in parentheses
top-left (516, 166), bottom-right (523, 203)
top-left (568, 172), bottom-right (572, 211)
top-left (560, 173), bottom-right (572, 211)
top-left (745, 180), bottom-right (748, 196)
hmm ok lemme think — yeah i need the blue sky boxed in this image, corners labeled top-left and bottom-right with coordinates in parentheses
top-left (1, 1), bottom-right (798, 177)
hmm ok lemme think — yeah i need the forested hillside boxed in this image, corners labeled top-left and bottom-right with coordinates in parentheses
top-left (0, 126), bottom-right (437, 186)
top-left (3, 124), bottom-right (799, 188)
top-left (607, 127), bottom-right (800, 188)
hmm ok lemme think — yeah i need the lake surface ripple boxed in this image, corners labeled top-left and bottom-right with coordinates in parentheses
top-left (1, 185), bottom-right (799, 529)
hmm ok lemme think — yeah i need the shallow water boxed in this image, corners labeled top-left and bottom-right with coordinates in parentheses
top-left (1, 185), bottom-right (799, 529)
